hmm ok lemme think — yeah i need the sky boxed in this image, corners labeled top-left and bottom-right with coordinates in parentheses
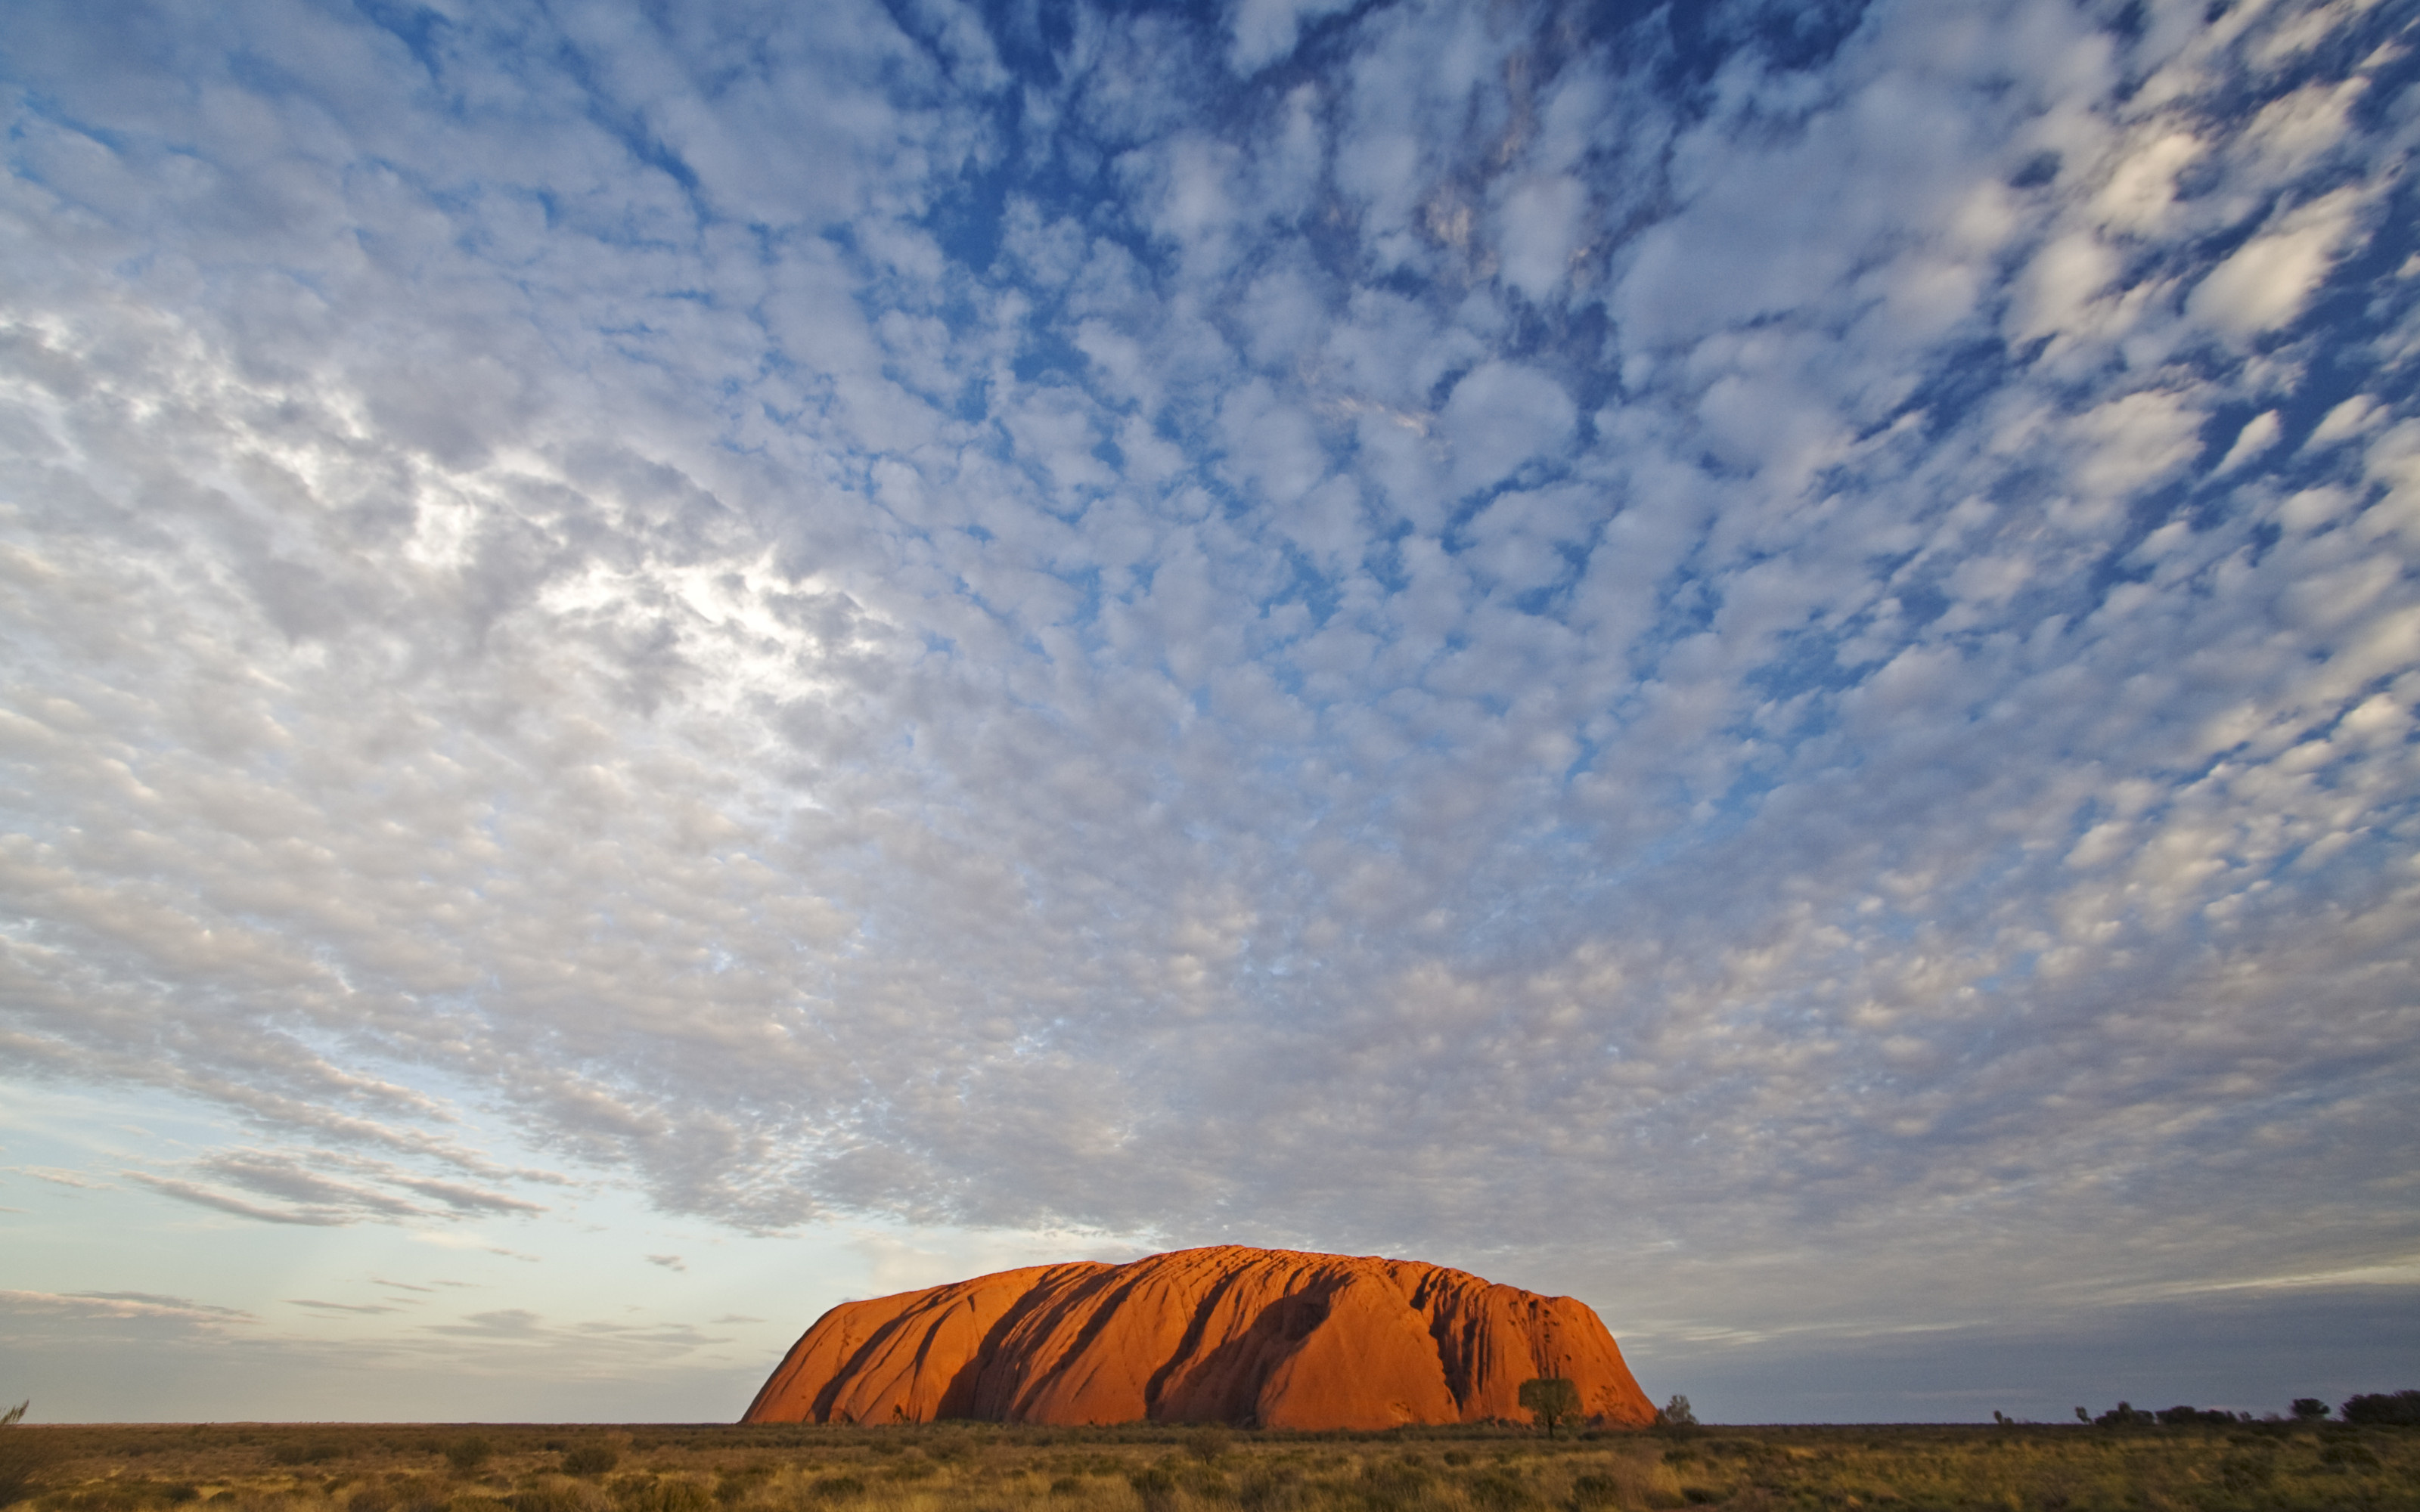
top-left (1, 0), bottom-right (2416, 1427)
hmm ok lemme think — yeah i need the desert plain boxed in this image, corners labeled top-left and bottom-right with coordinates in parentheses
top-left (6, 1416), bottom-right (2419, 1512)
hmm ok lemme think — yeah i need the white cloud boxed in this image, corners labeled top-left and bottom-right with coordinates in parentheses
top-left (2189, 187), bottom-right (2369, 335)
top-left (2215, 410), bottom-right (2282, 473)
top-left (1440, 361), bottom-right (1574, 495)
top-left (2309, 393), bottom-right (2384, 447)
top-left (1494, 175), bottom-right (1585, 304)
top-left (1229, 0), bottom-right (1357, 74)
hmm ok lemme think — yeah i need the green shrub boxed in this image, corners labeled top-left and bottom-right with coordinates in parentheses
top-left (445, 1440), bottom-right (495, 1477)
top-left (510, 1482), bottom-right (597, 1512)
top-left (2318, 1441), bottom-right (2381, 1471)
top-left (1567, 1474), bottom-right (1618, 1510)
top-left (1466, 1470), bottom-right (1530, 1512)
top-left (1360, 1460), bottom-right (1431, 1499)
top-left (1185, 1429), bottom-right (1233, 1464)
top-left (1127, 1465), bottom-right (1177, 1512)
top-left (712, 1465), bottom-right (774, 1507)
top-left (616, 1480), bottom-right (711, 1512)
top-left (2218, 1454), bottom-right (2275, 1491)
top-left (800, 1478), bottom-right (862, 1504)
top-left (1236, 1467), bottom-right (1297, 1512)
top-left (560, 1449), bottom-right (617, 1479)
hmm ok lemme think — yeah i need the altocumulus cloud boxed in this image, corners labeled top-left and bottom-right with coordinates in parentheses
top-left (2, 0), bottom-right (2418, 1386)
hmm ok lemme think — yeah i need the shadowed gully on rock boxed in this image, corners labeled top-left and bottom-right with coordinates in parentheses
top-left (741, 1245), bottom-right (1657, 1430)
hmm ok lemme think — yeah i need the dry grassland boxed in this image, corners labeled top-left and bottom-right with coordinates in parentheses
top-left (5, 1419), bottom-right (2417, 1512)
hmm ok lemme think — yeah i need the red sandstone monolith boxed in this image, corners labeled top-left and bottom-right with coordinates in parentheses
top-left (740, 1244), bottom-right (1655, 1430)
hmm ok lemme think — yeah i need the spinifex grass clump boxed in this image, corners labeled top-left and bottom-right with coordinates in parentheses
top-left (10, 1419), bottom-right (2420, 1512)
top-left (559, 1445), bottom-right (619, 1479)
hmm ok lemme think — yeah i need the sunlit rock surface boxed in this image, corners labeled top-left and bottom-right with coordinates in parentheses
top-left (741, 1244), bottom-right (1655, 1430)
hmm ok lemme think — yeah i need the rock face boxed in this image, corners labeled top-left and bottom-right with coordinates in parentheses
top-left (741, 1244), bottom-right (1655, 1431)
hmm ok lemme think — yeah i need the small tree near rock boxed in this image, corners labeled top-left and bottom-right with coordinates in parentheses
top-left (1518, 1377), bottom-right (1582, 1439)
top-left (1183, 1426), bottom-right (1233, 1462)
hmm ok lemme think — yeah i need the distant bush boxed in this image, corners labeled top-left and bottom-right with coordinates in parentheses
top-left (711, 1464), bottom-right (774, 1507)
top-left (2319, 1439), bottom-right (2382, 1470)
top-left (1127, 1466), bottom-right (1177, 1512)
top-left (613, 1479), bottom-right (711, 1512)
top-left (560, 1447), bottom-right (618, 1477)
top-left (1360, 1460), bottom-right (1431, 1495)
top-left (2092, 1403), bottom-right (2151, 1427)
top-left (511, 1482), bottom-right (601, 1512)
top-left (1236, 1468), bottom-right (1297, 1512)
top-left (2292, 1398), bottom-right (2332, 1421)
top-left (2343, 1390), bottom-right (2420, 1427)
top-left (444, 1439), bottom-right (495, 1476)
top-left (2153, 1405), bottom-right (2237, 1426)
top-left (1465, 1470), bottom-right (1531, 1512)
top-left (2219, 1451), bottom-right (2276, 1491)
top-left (272, 1445), bottom-right (347, 1467)
top-left (800, 1476), bottom-right (862, 1503)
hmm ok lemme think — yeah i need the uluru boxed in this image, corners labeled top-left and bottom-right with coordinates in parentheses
top-left (742, 1244), bottom-right (1656, 1431)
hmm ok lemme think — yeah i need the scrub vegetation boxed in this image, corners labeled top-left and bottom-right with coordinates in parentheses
top-left (3, 1418), bottom-right (2419, 1512)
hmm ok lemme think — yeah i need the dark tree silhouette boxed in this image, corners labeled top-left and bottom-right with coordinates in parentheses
top-left (2343, 1390), bottom-right (2420, 1426)
top-left (1519, 1377), bottom-right (1583, 1439)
